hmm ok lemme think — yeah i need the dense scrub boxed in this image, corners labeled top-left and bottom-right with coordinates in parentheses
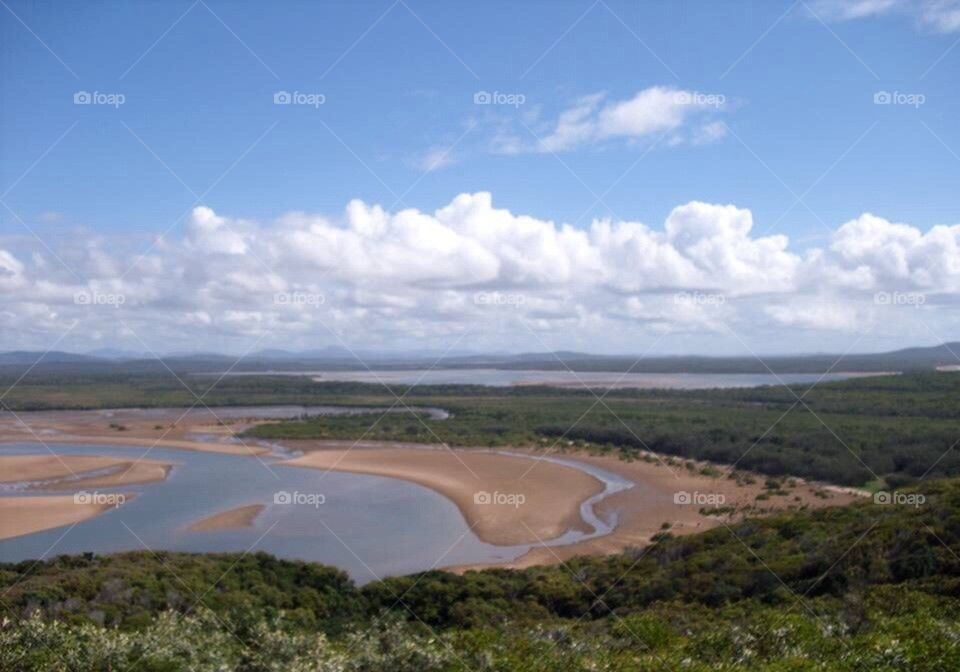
top-left (4, 372), bottom-right (960, 486)
top-left (1, 479), bottom-right (958, 670)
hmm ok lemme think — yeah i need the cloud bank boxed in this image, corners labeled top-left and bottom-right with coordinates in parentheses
top-left (1, 193), bottom-right (957, 353)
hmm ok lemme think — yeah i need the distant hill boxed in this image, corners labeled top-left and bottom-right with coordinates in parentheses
top-left (0, 351), bottom-right (104, 365)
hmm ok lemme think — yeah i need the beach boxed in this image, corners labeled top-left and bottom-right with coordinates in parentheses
top-left (285, 442), bottom-right (605, 546)
top-left (0, 408), bottom-right (864, 566)
top-left (0, 453), bottom-right (171, 540)
top-left (456, 449), bottom-right (863, 569)
top-left (0, 495), bottom-right (131, 541)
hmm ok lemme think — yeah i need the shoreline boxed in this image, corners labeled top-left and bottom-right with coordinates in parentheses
top-left (450, 448), bottom-right (863, 571)
top-left (0, 435), bottom-right (270, 456)
top-left (284, 442), bottom-right (605, 546)
top-left (0, 494), bottom-right (133, 541)
top-left (0, 409), bottom-right (865, 568)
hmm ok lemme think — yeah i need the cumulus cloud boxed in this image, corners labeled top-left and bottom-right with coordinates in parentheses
top-left (0, 194), bottom-right (957, 353)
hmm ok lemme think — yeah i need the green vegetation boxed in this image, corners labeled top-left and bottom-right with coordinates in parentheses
top-left (2, 478), bottom-right (958, 670)
top-left (4, 372), bottom-right (960, 486)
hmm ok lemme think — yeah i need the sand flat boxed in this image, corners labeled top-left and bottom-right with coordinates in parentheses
top-left (285, 443), bottom-right (605, 546)
top-left (0, 454), bottom-right (172, 488)
top-left (454, 449), bottom-right (865, 570)
top-left (0, 495), bottom-right (130, 541)
top-left (0, 454), bottom-right (122, 482)
top-left (188, 504), bottom-right (265, 531)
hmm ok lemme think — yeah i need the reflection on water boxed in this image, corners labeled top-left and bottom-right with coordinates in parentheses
top-left (0, 443), bottom-right (628, 582)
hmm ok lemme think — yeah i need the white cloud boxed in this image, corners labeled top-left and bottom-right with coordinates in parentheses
top-left (766, 300), bottom-right (865, 331)
top-left (1, 195), bottom-right (958, 353)
top-left (812, 0), bottom-right (960, 31)
top-left (415, 146), bottom-right (457, 172)
top-left (497, 86), bottom-right (728, 154)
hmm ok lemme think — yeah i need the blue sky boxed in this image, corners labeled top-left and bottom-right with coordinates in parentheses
top-left (1, 0), bottom-right (959, 355)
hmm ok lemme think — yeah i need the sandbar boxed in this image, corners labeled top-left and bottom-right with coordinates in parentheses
top-left (0, 494), bottom-right (131, 540)
top-left (0, 454), bottom-right (172, 489)
top-left (187, 504), bottom-right (265, 531)
top-left (454, 448), bottom-right (864, 570)
top-left (284, 442), bottom-right (605, 546)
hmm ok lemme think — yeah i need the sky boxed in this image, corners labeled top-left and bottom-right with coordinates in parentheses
top-left (1, 0), bottom-right (959, 357)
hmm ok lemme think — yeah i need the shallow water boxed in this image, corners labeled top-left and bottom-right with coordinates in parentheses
top-left (294, 369), bottom-right (878, 389)
top-left (0, 443), bottom-right (630, 582)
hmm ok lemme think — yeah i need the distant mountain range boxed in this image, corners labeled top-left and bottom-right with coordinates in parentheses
top-left (0, 342), bottom-right (959, 374)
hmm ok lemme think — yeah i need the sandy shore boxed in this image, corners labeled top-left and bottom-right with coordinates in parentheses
top-left (0, 407), bottom-right (271, 456)
top-left (188, 504), bottom-right (265, 531)
top-left (0, 453), bottom-right (171, 540)
top-left (452, 449), bottom-right (863, 570)
top-left (0, 408), bottom-right (865, 571)
top-left (285, 441), bottom-right (605, 546)
top-left (0, 454), bottom-right (172, 489)
top-left (0, 494), bottom-right (131, 541)
top-left (280, 441), bottom-right (861, 571)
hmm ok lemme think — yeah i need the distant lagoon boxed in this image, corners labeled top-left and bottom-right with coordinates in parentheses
top-left (225, 369), bottom-right (889, 390)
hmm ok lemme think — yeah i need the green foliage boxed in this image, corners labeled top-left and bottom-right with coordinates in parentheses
top-left (5, 371), bottom-right (960, 486)
top-left (1, 479), bottom-right (958, 670)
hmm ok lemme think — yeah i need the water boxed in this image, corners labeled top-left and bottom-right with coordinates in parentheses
top-left (290, 369), bottom-right (878, 389)
top-left (0, 443), bottom-right (630, 582)
top-left (91, 404), bottom-right (450, 421)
